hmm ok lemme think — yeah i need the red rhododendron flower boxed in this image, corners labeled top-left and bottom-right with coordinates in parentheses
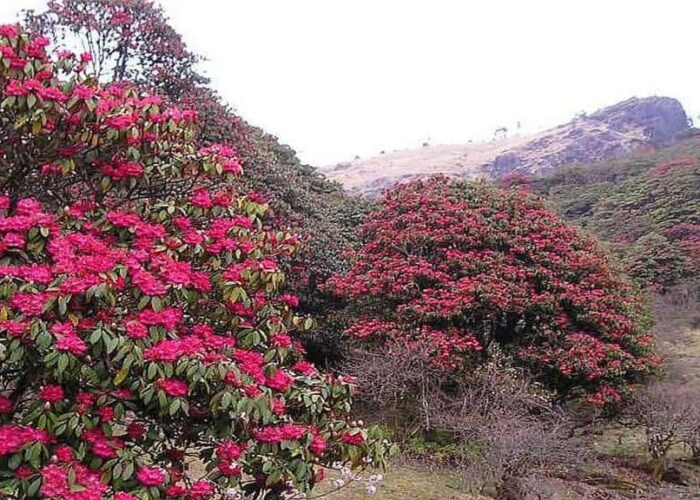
top-left (126, 422), bottom-right (146, 440)
top-left (39, 385), bottom-right (64, 403)
top-left (0, 24), bottom-right (20, 39)
top-left (165, 484), bottom-right (187, 497)
top-left (341, 432), bottom-right (365, 446)
top-left (156, 378), bottom-right (188, 397)
top-left (115, 493), bottom-right (139, 500)
top-left (265, 369), bottom-right (294, 392)
top-left (310, 435), bottom-right (327, 456)
top-left (292, 361), bottom-right (315, 376)
top-left (0, 395), bottom-right (12, 414)
top-left (15, 465), bottom-right (35, 479)
top-left (189, 480), bottom-right (214, 499)
top-left (253, 424), bottom-right (306, 444)
top-left (54, 445), bottom-right (75, 463)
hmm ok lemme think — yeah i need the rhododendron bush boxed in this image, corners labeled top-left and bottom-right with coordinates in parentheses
top-left (0, 26), bottom-right (390, 499)
top-left (24, 0), bottom-right (371, 365)
top-left (329, 177), bottom-right (658, 403)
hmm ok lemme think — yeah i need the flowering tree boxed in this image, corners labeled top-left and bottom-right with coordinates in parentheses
top-left (328, 177), bottom-right (658, 404)
top-left (24, 0), bottom-right (370, 364)
top-left (0, 26), bottom-right (391, 499)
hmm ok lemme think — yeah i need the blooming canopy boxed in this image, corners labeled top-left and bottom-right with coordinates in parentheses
top-left (329, 176), bottom-right (658, 404)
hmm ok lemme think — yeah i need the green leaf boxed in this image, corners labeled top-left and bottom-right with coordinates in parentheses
top-left (27, 477), bottom-right (41, 496)
top-left (137, 295), bottom-right (150, 310)
top-left (88, 329), bottom-right (102, 344)
top-left (7, 453), bottom-right (21, 470)
top-left (122, 461), bottom-right (134, 480)
top-left (58, 296), bottom-right (68, 316)
top-left (169, 399), bottom-right (180, 416)
top-left (151, 296), bottom-right (163, 312)
top-left (105, 335), bottom-right (118, 354)
top-left (57, 354), bottom-right (68, 374)
top-left (113, 364), bottom-right (129, 386)
top-left (221, 392), bottom-right (232, 409)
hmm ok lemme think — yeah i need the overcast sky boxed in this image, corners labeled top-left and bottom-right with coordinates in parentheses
top-left (1, 0), bottom-right (699, 165)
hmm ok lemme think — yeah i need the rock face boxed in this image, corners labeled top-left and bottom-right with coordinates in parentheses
top-left (322, 96), bottom-right (690, 197)
top-left (488, 96), bottom-right (689, 176)
top-left (588, 96), bottom-right (689, 145)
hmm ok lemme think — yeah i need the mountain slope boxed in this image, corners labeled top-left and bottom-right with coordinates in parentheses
top-left (323, 96), bottom-right (689, 197)
top-left (535, 131), bottom-right (700, 289)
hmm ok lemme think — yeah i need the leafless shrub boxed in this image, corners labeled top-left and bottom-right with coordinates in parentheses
top-left (345, 345), bottom-right (588, 495)
top-left (431, 351), bottom-right (586, 494)
top-left (628, 382), bottom-right (700, 479)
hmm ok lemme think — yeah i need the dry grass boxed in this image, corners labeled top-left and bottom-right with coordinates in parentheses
top-left (664, 326), bottom-right (700, 387)
top-left (591, 425), bottom-right (647, 459)
top-left (313, 462), bottom-right (487, 500)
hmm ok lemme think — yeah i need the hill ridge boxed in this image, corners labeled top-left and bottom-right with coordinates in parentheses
top-left (322, 96), bottom-right (689, 197)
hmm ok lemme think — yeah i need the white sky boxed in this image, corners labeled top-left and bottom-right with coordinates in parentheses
top-left (2, 0), bottom-right (699, 165)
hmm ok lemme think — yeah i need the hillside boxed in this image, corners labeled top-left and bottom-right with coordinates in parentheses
top-left (535, 131), bottom-right (700, 289)
top-left (323, 96), bottom-right (689, 197)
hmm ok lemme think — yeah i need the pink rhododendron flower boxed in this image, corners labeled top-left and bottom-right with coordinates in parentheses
top-left (0, 396), bottom-right (13, 414)
top-left (137, 466), bottom-right (166, 487)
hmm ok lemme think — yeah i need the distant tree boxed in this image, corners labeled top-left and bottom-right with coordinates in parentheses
top-left (24, 0), bottom-right (205, 98)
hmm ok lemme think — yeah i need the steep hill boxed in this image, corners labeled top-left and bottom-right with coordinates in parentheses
top-left (323, 96), bottom-right (689, 197)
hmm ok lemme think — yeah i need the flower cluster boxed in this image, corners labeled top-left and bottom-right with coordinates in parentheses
top-left (329, 177), bottom-right (658, 401)
top-left (30, 0), bottom-right (379, 371)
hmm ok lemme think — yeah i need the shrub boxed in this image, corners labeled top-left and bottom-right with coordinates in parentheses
top-left (624, 233), bottom-right (688, 290)
top-left (0, 26), bottom-right (390, 499)
top-left (329, 176), bottom-right (658, 402)
top-left (628, 383), bottom-right (700, 479)
top-left (345, 345), bottom-right (585, 496)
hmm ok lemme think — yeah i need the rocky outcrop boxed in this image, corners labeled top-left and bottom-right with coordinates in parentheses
top-left (322, 96), bottom-right (691, 196)
top-left (482, 96), bottom-right (689, 177)
top-left (588, 96), bottom-right (689, 145)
